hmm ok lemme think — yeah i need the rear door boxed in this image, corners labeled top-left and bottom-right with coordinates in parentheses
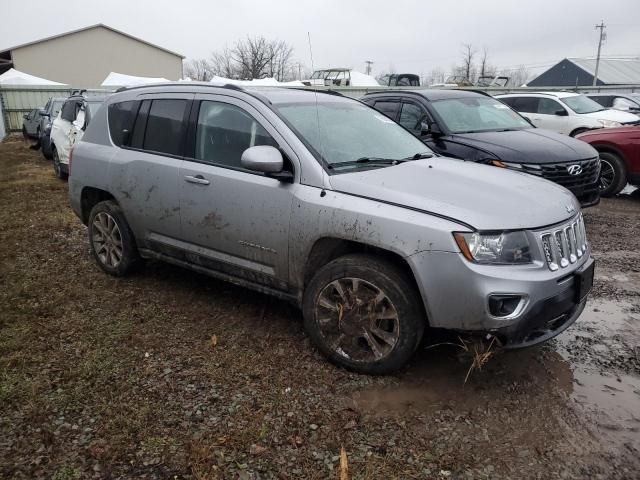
top-left (109, 94), bottom-right (193, 245)
top-left (50, 99), bottom-right (78, 161)
top-left (177, 94), bottom-right (297, 289)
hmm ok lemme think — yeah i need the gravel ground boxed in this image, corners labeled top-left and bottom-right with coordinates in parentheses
top-left (1, 135), bottom-right (639, 479)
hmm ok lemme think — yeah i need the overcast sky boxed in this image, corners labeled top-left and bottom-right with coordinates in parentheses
top-left (2, 0), bottom-right (638, 78)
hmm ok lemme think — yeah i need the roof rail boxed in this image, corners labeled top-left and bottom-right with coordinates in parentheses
top-left (289, 87), bottom-right (343, 96)
top-left (70, 89), bottom-right (87, 96)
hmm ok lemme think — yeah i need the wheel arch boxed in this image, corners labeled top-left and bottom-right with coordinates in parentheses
top-left (301, 237), bottom-right (429, 324)
top-left (80, 187), bottom-right (116, 225)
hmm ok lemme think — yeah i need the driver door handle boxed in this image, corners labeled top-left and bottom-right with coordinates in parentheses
top-left (184, 174), bottom-right (210, 185)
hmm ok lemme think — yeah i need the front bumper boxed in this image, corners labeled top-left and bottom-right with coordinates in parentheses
top-left (408, 249), bottom-right (594, 348)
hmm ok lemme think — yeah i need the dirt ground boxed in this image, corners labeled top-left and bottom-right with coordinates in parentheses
top-left (1, 135), bottom-right (639, 480)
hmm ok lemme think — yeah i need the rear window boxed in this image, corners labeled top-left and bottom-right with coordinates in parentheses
top-left (108, 101), bottom-right (140, 147)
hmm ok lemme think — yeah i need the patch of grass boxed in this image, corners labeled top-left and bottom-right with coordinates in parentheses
top-left (51, 466), bottom-right (81, 480)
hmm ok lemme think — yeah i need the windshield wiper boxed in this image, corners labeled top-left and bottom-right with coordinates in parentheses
top-left (404, 152), bottom-right (434, 160)
top-left (328, 157), bottom-right (406, 169)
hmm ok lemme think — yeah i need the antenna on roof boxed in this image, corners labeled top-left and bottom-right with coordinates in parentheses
top-left (307, 32), bottom-right (315, 72)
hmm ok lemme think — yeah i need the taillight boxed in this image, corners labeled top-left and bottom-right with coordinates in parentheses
top-left (68, 146), bottom-right (74, 176)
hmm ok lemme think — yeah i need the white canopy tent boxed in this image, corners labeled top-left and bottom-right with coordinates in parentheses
top-left (0, 68), bottom-right (66, 86)
top-left (101, 72), bottom-right (170, 88)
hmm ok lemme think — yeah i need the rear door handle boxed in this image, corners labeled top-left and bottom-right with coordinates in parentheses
top-left (184, 174), bottom-right (210, 185)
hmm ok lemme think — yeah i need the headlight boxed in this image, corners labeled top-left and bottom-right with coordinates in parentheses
top-left (597, 119), bottom-right (622, 128)
top-left (491, 161), bottom-right (543, 176)
top-left (453, 231), bottom-right (532, 264)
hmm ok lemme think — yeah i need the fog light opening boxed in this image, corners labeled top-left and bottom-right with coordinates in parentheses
top-left (489, 295), bottom-right (523, 318)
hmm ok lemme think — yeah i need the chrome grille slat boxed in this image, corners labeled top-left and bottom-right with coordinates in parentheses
top-left (540, 214), bottom-right (587, 270)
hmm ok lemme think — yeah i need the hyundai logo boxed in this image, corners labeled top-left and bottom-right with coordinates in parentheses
top-left (567, 164), bottom-right (583, 175)
top-left (566, 204), bottom-right (576, 214)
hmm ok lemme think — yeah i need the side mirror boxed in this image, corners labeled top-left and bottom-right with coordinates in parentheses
top-left (241, 146), bottom-right (292, 181)
top-left (429, 122), bottom-right (443, 136)
top-left (419, 121), bottom-right (430, 136)
top-left (555, 109), bottom-right (568, 117)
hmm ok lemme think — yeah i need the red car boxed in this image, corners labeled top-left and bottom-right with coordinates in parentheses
top-left (576, 126), bottom-right (640, 197)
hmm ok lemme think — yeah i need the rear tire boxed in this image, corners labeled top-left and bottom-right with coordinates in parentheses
top-left (302, 254), bottom-right (425, 374)
top-left (52, 147), bottom-right (68, 180)
top-left (598, 151), bottom-right (627, 197)
top-left (88, 200), bottom-right (140, 276)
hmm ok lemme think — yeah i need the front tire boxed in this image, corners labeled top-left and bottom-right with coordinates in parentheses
top-left (52, 147), bottom-right (68, 180)
top-left (598, 151), bottom-right (627, 197)
top-left (88, 200), bottom-right (140, 276)
top-left (302, 254), bottom-right (425, 374)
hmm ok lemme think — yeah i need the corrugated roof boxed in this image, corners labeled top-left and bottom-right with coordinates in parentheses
top-left (0, 24), bottom-right (184, 59)
top-left (568, 58), bottom-right (640, 84)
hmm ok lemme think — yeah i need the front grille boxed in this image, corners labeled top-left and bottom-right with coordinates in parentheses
top-left (540, 214), bottom-right (588, 271)
top-left (520, 157), bottom-right (600, 190)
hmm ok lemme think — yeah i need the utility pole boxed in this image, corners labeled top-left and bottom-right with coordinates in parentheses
top-left (365, 60), bottom-right (374, 76)
top-left (593, 21), bottom-right (606, 86)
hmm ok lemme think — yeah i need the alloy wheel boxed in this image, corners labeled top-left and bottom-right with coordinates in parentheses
top-left (315, 277), bottom-right (400, 363)
top-left (599, 159), bottom-right (615, 191)
top-left (91, 212), bottom-right (123, 268)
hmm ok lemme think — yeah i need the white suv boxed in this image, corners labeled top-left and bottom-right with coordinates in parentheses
top-left (496, 92), bottom-right (640, 136)
top-left (50, 93), bottom-right (106, 179)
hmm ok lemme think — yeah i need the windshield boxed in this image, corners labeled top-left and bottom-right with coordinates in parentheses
top-left (274, 99), bottom-right (432, 169)
top-left (430, 97), bottom-right (531, 134)
top-left (561, 95), bottom-right (606, 114)
top-left (629, 94), bottom-right (640, 105)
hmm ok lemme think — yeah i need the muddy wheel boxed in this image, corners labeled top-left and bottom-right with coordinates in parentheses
top-left (303, 254), bottom-right (425, 374)
top-left (598, 152), bottom-right (627, 197)
top-left (52, 147), bottom-right (67, 180)
top-left (88, 200), bottom-right (140, 276)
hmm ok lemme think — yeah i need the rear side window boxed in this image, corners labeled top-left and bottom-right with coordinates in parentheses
top-left (373, 100), bottom-right (400, 120)
top-left (502, 96), bottom-right (538, 114)
top-left (108, 101), bottom-right (139, 146)
top-left (142, 99), bottom-right (187, 156)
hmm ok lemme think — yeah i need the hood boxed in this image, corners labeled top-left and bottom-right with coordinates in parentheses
top-left (449, 128), bottom-right (597, 163)
top-left (328, 158), bottom-right (579, 231)
top-left (576, 125), bottom-right (640, 139)
top-left (582, 108), bottom-right (640, 123)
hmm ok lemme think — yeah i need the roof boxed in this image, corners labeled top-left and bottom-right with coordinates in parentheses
top-left (0, 24), bottom-right (184, 59)
top-left (365, 89), bottom-right (489, 101)
top-left (568, 58), bottom-right (640, 84)
top-left (496, 91), bottom-right (580, 99)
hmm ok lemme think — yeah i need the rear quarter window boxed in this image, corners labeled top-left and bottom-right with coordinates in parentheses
top-left (108, 101), bottom-right (140, 146)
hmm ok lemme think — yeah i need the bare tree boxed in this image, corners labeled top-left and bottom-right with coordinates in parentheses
top-left (461, 43), bottom-right (476, 82)
top-left (268, 40), bottom-right (295, 81)
top-left (183, 59), bottom-right (213, 81)
top-left (232, 36), bottom-right (274, 79)
top-left (429, 67), bottom-right (445, 85)
top-left (505, 65), bottom-right (532, 87)
top-left (210, 47), bottom-right (237, 78)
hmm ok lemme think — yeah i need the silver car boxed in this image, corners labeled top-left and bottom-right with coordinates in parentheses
top-left (68, 84), bottom-right (595, 374)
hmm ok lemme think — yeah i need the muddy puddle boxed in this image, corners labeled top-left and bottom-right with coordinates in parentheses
top-left (351, 299), bottom-right (640, 454)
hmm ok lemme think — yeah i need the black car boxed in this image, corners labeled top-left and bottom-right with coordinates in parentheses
top-left (38, 96), bottom-right (66, 159)
top-left (586, 92), bottom-right (640, 114)
top-left (361, 89), bottom-right (601, 207)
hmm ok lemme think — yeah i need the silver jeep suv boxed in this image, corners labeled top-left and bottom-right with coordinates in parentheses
top-left (68, 84), bottom-right (594, 374)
